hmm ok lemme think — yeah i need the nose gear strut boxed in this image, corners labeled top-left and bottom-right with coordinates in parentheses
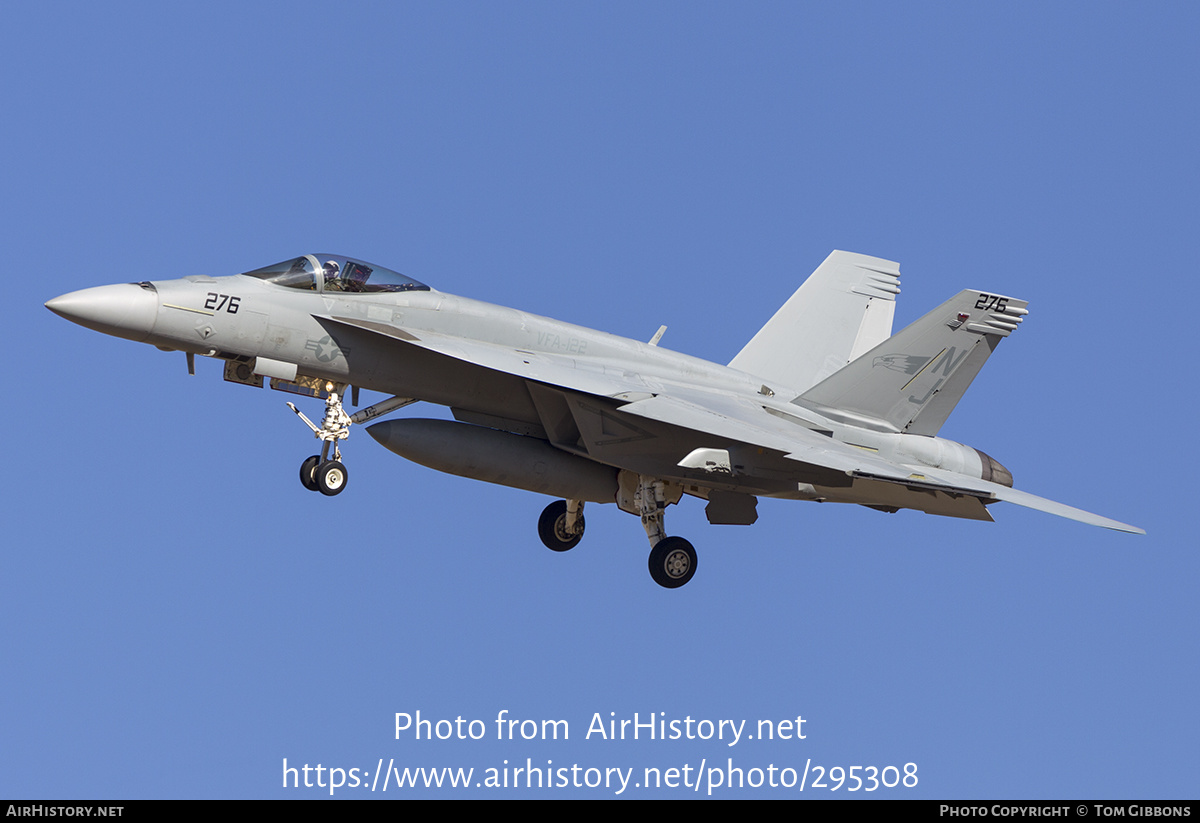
top-left (288, 384), bottom-right (414, 495)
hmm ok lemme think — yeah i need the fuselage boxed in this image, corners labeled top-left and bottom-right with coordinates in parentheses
top-left (44, 251), bottom-right (1143, 590)
top-left (46, 262), bottom-right (1007, 494)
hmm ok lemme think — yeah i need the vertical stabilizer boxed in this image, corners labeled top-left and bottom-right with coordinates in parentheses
top-left (728, 251), bottom-right (901, 393)
top-left (795, 289), bottom-right (1029, 435)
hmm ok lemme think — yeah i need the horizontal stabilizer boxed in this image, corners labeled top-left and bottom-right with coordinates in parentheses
top-left (856, 466), bottom-right (1145, 534)
top-left (983, 482), bottom-right (1145, 534)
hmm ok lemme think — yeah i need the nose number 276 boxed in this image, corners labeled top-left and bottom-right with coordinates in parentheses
top-left (204, 292), bottom-right (241, 313)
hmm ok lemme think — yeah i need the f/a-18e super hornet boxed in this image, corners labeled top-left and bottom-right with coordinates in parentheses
top-left (46, 251), bottom-right (1143, 587)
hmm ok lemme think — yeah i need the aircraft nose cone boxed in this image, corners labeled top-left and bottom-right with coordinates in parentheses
top-left (45, 283), bottom-right (158, 342)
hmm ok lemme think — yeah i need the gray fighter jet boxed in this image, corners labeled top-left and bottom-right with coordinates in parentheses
top-left (46, 251), bottom-right (1143, 587)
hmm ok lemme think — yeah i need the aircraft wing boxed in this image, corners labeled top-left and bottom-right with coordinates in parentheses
top-left (614, 390), bottom-right (898, 476)
top-left (318, 314), bottom-right (641, 398)
top-left (321, 314), bottom-right (1143, 535)
top-left (616, 390), bottom-right (1145, 534)
top-left (321, 312), bottom-right (898, 480)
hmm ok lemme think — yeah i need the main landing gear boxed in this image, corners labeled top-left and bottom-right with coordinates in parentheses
top-left (288, 385), bottom-right (414, 497)
top-left (537, 474), bottom-right (698, 589)
top-left (648, 537), bottom-right (697, 590)
top-left (538, 499), bottom-right (586, 551)
top-left (633, 474), bottom-right (696, 589)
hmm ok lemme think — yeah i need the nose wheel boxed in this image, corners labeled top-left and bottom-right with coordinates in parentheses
top-left (301, 454), bottom-right (349, 496)
top-left (300, 455), bottom-right (321, 491)
top-left (288, 386), bottom-right (415, 496)
top-left (315, 460), bottom-right (348, 495)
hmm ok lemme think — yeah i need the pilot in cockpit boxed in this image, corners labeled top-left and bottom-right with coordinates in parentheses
top-left (323, 260), bottom-right (342, 291)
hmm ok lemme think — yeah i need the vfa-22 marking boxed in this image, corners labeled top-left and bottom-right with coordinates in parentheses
top-left (974, 292), bottom-right (1008, 312)
top-left (537, 332), bottom-right (588, 354)
top-left (204, 292), bottom-right (241, 313)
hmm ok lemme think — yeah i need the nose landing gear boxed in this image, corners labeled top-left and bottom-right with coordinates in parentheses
top-left (299, 454), bottom-right (321, 492)
top-left (300, 452), bottom-right (348, 496)
top-left (289, 385), bottom-right (414, 496)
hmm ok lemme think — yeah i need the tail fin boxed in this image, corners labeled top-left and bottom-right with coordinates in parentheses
top-left (728, 251), bottom-right (901, 393)
top-left (795, 289), bottom-right (1029, 436)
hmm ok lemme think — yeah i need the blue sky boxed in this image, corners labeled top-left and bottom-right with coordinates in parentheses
top-left (3, 2), bottom-right (1195, 798)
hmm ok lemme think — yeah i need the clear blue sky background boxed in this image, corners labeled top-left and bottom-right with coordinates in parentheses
top-left (3, 2), bottom-right (1195, 799)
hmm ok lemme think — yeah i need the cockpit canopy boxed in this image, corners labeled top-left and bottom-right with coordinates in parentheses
top-left (242, 254), bottom-right (430, 294)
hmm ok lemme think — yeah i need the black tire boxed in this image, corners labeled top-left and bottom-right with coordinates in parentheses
top-left (317, 460), bottom-right (348, 496)
top-left (300, 455), bottom-right (321, 492)
top-left (538, 500), bottom-right (584, 552)
top-left (648, 536), bottom-right (697, 588)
